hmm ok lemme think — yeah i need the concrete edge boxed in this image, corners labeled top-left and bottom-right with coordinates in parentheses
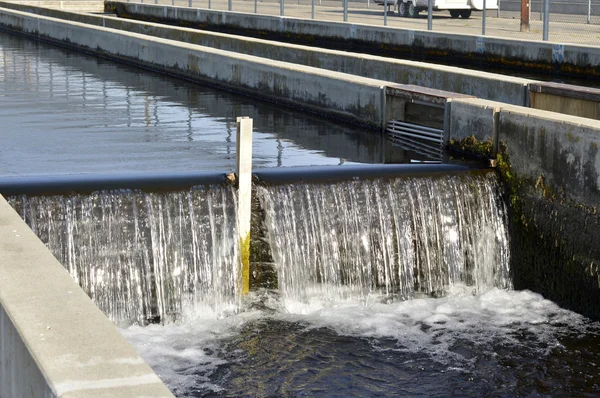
top-left (455, 97), bottom-right (600, 129)
top-left (105, 1), bottom-right (600, 77)
top-left (0, 195), bottom-right (174, 397)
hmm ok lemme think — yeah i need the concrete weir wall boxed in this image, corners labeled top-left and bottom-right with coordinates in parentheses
top-left (450, 98), bottom-right (600, 319)
top-left (0, 6), bottom-right (389, 128)
top-left (0, 196), bottom-right (174, 397)
top-left (106, 1), bottom-right (600, 78)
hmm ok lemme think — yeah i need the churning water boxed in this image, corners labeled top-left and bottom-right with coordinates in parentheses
top-left (11, 173), bottom-right (600, 396)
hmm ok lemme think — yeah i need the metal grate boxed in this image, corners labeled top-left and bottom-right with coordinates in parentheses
top-left (385, 120), bottom-right (444, 160)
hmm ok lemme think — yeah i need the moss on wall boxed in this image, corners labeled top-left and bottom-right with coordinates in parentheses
top-left (450, 135), bottom-right (600, 320)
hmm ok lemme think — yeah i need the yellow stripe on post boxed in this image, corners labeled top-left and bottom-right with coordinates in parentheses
top-left (236, 117), bottom-right (253, 295)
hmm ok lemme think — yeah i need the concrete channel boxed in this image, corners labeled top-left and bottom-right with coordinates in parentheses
top-left (0, 2), bottom-right (600, 394)
top-left (4, 0), bottom-right (600, 120)
top-left (106, 1), bottom-right (600, 78)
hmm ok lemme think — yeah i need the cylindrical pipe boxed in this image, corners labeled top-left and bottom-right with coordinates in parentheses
top-left (228, 0), bottom-right (232, 11)
top-left (543, 0), bottom-right (549, 40)
top-left (281, 0), bottom-right (284, 16)
top-left (255, 0), bottom-right (258, 13)
top-left (253, 163), bottom-right (485, 185)
top-left (189, 0), bottom-right (192, 7)
top-left (428, 0), bottom-right (433, 30)
top-left (0, 172), bottom-right (229, 197)
top-left (236, 117), bottom-right (253, 296)
top-left (588, 0), bottom-right (591, 24)
top-left (311, 0), bottom-right (314, 19)
top-left (482, 0), bottom-right (487, 35)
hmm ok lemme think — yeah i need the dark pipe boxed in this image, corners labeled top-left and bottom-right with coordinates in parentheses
top-left (253, 163), bottom-right (486, 185)
top-left (0, 171), bottom-right (228, 196)
top-left (0, 164), bottom-right (488, 196)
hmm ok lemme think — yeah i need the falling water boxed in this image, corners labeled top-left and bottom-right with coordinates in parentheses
top-left (8, 186), bottom-right (239, 325)
top-left (257, 172), bottom-right (511, 305)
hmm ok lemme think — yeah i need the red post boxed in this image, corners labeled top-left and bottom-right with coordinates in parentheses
top-left (520, 0), bottom-right (530, 31)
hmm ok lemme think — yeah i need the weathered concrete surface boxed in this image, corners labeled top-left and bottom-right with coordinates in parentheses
top-left (0, 6), bottom-right (390, 129)
top-left (500, 108), bottom-right (600, 320)
top-left (450, 97), bottom-right (600, 319)
top-left (106, 1), bottom-right (600, 78)
top-left (500, 106), bottom-right (600, 209)
top-left (448, 98), bottom-right (498, 143)
top-left (529, 82), bottom-right (600, 120)
top-left (0, 195), bottom-right (174, 397)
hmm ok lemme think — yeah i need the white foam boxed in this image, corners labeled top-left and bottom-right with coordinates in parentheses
top-left (271, 285), bottom-right (589, 363)
top-left (122, 286), bottom-right (593, 394)
top-left (121, 309), bottom-right (262, 395)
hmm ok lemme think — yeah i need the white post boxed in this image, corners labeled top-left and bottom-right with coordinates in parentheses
top-left (236, 117), bottom-right (253, 296)
top-left (344, 0), bottom-right (348, 21)
top-left (588, 0), bottom-right (592, 24)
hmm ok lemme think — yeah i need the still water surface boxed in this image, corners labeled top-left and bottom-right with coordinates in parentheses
top-left (0, 31), bottom-right (399, 177)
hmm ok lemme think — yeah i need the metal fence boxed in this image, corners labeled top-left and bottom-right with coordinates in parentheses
top-left (129, 0), bottom-right (600, 46)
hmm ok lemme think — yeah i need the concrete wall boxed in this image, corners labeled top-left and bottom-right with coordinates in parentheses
top-left (0, 195), bottom-right (174, 397)
top-left (450, 97), bottom-right (600, 319)
top-left (529, 82), bottom-right (600, 120)
top-left (106, 1), bottom-right (600, 78)
top-left (0, 6), bottom-right (390, 129)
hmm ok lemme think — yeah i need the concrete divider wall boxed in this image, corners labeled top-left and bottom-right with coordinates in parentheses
top-left (0, 195), bottom-right (174, 397)
top-left (107, 1), bottom-right (600, 77)
top-left (0, 7), bottom-right (389, 128)
top-left (450, 97), bottom-right (600, 319)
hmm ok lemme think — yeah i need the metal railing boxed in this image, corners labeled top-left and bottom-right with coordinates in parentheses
top-left (125, 0), bottom-right (600, 46)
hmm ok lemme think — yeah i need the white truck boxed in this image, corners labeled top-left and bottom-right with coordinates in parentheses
top-left (374, 0), bottom-right (498, 19)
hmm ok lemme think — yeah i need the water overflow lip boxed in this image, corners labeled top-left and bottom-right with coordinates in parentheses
top-left (252, 163), bottom-right (488, 185)
top-left (0, 170), bottom-right (229, 197)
